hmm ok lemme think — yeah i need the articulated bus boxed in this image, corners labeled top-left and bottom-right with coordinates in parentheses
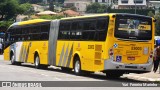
top-left (3, 13), bottom-right (155, 78)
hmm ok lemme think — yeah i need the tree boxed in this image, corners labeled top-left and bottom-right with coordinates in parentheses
top-left (86, 3), bottom-right (107, 13)
top-left (154, 13), bottom-right (160, 35)
top-left (0, 0), bottom-right (33, 32)
top-left (19, 0), bottom-right (43, 4)
top-left (0, 0), bottom-right (33, 21)
top-left (18, 3), bottom-right (33, 15)
top-left (0, 21), bottom-right (13, 32)
top-left (0, 0), bottom-right (19, 20)
top-left (49, 0), bottom-right (54, 11)
top-left (39, 15), bottom-right (64, 20)
top-left (57, 0), bottom-right (65, 4)
top-left (148, 11), bottom-right (154, 17)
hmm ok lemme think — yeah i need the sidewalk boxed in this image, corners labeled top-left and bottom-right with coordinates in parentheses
top-left (123, 70), bottom-right (160, 81)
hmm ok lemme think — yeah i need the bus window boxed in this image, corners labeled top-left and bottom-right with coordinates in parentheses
top-left (82, 19), bottom-right (96, 40)
top-left (95, 17), bottom-right (108, 41)
top-left (115, 15), bottom-right (152, 40)
top-left (58, 21), bottom-right (71, 40)
top-left (41, 24), bottom-right (50, 40)
top-left (70, 21), bottom-right (78, 40)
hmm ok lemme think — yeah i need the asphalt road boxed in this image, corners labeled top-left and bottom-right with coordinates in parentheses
top-left (0, 58), bottom-right (141, 81)
top-left (0, 55), bottom-right (159, 90)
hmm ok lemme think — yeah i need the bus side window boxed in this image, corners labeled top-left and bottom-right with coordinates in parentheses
top-left (70, 21), bottom-right (78, 40)
top-left (76, 21), bottom-right (83, 40)
top-left (22, 27), bottom-right (29, 41)
top-left (58, 21), bottom-right (71, 40)
top-left (95, 17), bottom-right (108, 41)
top-left (41, 24), bottom-right (50, 40)
top-left (82, 19), bottom-right (96, 41)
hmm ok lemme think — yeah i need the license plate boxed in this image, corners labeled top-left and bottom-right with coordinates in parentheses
top-left (127, 56), bottom-right (135, 60)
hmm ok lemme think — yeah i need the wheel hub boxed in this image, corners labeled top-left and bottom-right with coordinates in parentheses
top-left (75, 61), bottom-right (80, 73)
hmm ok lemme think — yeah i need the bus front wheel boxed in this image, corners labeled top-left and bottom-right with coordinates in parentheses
top-left (11, 54), bottom-right (16, 65)
top-left (73, 57), bottom-right (81, 75)
top-left (10, 54), bottom-right (21, 65)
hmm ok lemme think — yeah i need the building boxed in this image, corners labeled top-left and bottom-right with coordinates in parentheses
top-left (16, 15), bottom-right (28, 22)
top-left (118, 0), bottom-right (148, 9)
top-left (149, 0), bottom-right (160, 14)
top-left (64, 0), bottom-right (92, 13)
top-left (43, 0), bottom-right (48, 4)
top-left (32, 4), bottom-right (46, 12)
top-left (92, 0), bottom-right (113, 6)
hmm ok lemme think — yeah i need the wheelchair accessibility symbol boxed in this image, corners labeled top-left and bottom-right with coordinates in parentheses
top-left (116, 56), bottom-right (122, 62)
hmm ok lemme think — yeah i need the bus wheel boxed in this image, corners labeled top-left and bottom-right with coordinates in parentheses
top-left (10, 54), bottom-right (16, 65)
top-left (61, 67), bottom-right (72, 72)
top-left (106, 71), bottom-right (123, 78)
top-left (74, 57), bottom-right (81, 75)
top-left (34, 55), bottom-right (41, 69)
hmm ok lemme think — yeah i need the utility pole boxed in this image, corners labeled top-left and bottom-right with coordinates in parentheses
top-left (49, 0), bottom-right (54, 11)
top-left (135, 0), bottom-right (137, 14)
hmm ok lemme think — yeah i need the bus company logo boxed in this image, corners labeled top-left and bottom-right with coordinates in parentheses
top-left (113, 43), bottom-right (118, 48)
top-left (2, 82), bottom-right (11, 87)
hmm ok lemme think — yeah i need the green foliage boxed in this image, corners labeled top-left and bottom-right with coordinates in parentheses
top-left (86, 3), bottom-right (107, 13)
top-left (18, 3), bottom-right (34, 15)
top-left (19, 0), bottom-right (65, 4)
top-left (19, 0), bottom-right (43, 4)
top-left (0, 0), bottom-right (33, 32)
top-left (0, 0), bottom-right (19, 20)
top-left (0, 0), bottom-right (33, 21)
top-left (154, 13), bottom-right (160, 35)
top-left (148, 11), bottom-right (154, 17)
top-left (109, 9), bottom-right (155, 16)
top-left (39, 15), bottom-right (64, 20)
top-left (0, 21), bottom-right (14, 32)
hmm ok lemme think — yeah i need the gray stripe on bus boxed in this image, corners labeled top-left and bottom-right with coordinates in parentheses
top-left (58, 44), bottom-right (65, 66)
top-left (23, 46), bottom-right (27, 62)
top-left (66, 43), bottom-right (73, 67)
top-left (48, 20), bottom-right (60, 65)
top-left (25, 42), bottom-right (31, 62)
top-left (62, 44), bottom-right (69, 66)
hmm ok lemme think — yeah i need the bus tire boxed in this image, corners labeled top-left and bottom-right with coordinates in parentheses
top-left (10, 52), bottom-right (21, 65)
top-left (61, 67), bottom-right (72, 72)
top-left (73, 56), bottom-right (82, 75)
top-left (106, 71), bottom-right (123, 78)
top-left (10, 53), bottom-right (16, 65)
top-left (34, 55), bottom-right (41, 69)
top-left (41, 65), bottom-right (48, 69)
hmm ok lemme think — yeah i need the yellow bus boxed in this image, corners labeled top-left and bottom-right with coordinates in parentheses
top-left (3, 13), bottom-right (155, 78)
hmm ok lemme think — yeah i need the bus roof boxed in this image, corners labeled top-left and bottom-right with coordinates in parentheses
top-left (61, 13), bottom-right (152, 20)
top-left (61, 13), bottom-right (112, 20)
top-left (10, 19), bottom-right (50, 27)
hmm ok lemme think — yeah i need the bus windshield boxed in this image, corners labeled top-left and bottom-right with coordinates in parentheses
top-left (115, 15), bottom-right (152, 40)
